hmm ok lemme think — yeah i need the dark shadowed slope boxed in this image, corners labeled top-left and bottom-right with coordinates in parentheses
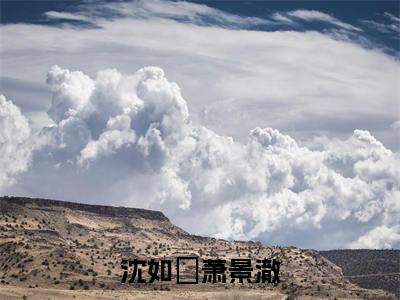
top-left (320, 249), bottom-right (400, 298)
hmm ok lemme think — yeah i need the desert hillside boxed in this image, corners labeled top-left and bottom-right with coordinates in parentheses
top-left (0, 196), bottom-right (395, 299)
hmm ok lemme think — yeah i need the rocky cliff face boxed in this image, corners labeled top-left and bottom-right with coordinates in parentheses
top-left (0, 196), bottom-right (395, 299)
top-left (0, 196), bottom-right (168, 221)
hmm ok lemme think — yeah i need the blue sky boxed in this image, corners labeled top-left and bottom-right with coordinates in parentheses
top-left (0, 0), bottom-right (399, 249)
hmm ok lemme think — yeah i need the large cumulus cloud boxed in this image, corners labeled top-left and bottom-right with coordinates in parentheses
top-left (0, 95), bottom-right (32, 191)
top-left (2, 66), bottom-right (400, 249)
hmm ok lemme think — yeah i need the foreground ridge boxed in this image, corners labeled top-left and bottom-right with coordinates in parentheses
top-left (0, 196), bottom-right (395, 299)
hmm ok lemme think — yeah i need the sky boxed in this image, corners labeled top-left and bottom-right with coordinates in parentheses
top-left (0, 0), bottom-right (399, 250)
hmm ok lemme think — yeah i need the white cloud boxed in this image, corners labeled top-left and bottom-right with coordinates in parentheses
top-left (46, 65), bottom-right (95, 123)
top-left (362, 12), bottom-right (400, 35)
top-left (271, 12), bottom-right (296, 24)
top-left (43, 11), bottom-right (90, 22)
top-left (287, 9), bottom-right (362, 32)
top-left (0, 95), bottom-right (32, 192)
top-left (383, 12), bottom-right (400, 24)
top-left (3, 66), bottom-right (399, 250)
top-left (350, 225), bottom-right (400, 249)
top-left (391, 120), bottom-right (400, 129)
top-left (79, 122), bottom-right (136, 165)
top-left (67, 0), bottom-right (269, 29)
